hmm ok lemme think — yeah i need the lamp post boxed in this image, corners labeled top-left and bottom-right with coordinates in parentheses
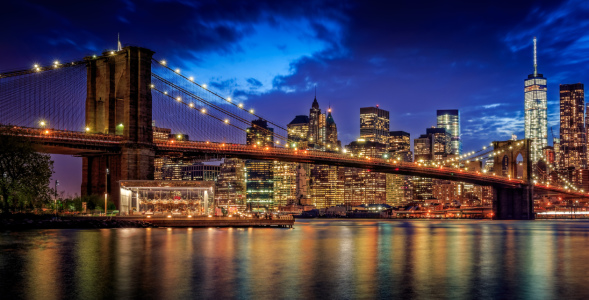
top-left (105, 167), bottom-right (109, 216)
top-left (54, 180), bottom-right (59, 216)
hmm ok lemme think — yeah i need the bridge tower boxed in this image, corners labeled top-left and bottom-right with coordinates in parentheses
top-left (81, 47), bottom-right (155, 208)
top-left (492, 139), bottom-right (534, 220)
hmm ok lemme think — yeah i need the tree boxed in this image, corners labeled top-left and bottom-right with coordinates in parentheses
top-left (0, 135), bottom-right (54, 212)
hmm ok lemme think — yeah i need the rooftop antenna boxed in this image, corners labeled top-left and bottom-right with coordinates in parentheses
top-left (117, 33), bottom-right (122, 51)
top-left (315, 85), bottom-right (317, 99)
top-left (533, 36), bottom-right (537, 77)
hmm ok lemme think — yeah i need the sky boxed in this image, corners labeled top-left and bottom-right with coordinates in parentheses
top-left (2, 0), bottom-right (589, 195)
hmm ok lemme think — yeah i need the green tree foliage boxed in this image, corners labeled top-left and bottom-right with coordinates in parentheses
top-left (0, 135), bottom-right (54, 212)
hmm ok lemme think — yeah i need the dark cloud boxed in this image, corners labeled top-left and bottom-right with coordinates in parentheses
top-left (246, 78), bottom-right (263, 88)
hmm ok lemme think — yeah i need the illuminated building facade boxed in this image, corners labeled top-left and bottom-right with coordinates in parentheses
top-left (159, 159), bottom-right (192, 180)
top-left (524, 37), bottom-right (547, 163)
top-left (309, 96), bottom-right (323, 147)
top-left (215, 158), bottom-right (246, 209)
top-left (287, 115), bottom-right (309, 149)
top-left (325, 108), bottom-right (341, 150)
top-left (344, 140), bottom-right (387, 205)
top-left (436, 110), bottom-right (461, 155)
top-left (389, 131), bottom-right (410, 152)
top-left (246, 118), bottom-right (274, 211)
top-left (559, 83), bottom-right (586, 175)
top-left (387, 131), bottom-right (413, 204)
top-left (310, 165), bottom-right (345, 208)
top-left (153, 126), bottom-right (171, 142)
top-left (273, 162), bottom-right (298, 207)
top-left (182, 163), bottom-right (220, 181)
top-left (360, 106), bottom-right (390, 145)
top-left (413, 127), bottom-right (451, 200)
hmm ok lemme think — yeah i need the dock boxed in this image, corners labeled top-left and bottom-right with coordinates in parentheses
top-left (68, 216), bottom-right (295, 228)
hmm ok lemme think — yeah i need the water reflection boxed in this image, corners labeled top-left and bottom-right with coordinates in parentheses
top-left (2, 220), bottom-right (589, 299)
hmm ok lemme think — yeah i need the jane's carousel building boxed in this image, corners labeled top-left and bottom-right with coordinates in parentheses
top-left (119, 180), bottom-right (215, 215)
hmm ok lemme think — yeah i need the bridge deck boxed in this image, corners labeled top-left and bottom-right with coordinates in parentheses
top-left (1, 126), bottom-right (588, 198)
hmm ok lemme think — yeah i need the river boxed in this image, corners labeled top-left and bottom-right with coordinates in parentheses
top-left (1, 219), bottom-right (589, 299)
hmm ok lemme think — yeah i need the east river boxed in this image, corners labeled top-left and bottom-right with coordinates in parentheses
top-left (2, 219), bottom-right (589, 299)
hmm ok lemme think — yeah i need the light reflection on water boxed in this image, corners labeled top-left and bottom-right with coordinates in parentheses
top-left (2, 220), bottom-right (589, 299)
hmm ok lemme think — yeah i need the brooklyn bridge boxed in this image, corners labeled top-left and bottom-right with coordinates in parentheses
top-left (1, 46), bottom-right (586, 220)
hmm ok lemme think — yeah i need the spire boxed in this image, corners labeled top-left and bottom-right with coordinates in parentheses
top-left (312, 86), bottom-right (319, 109)
top-left (533, 36), bottom-right (537, 77)
top-left (326, 106), bottom-right (335, 125)
top-left (117, 33), bottom-right (122, 51)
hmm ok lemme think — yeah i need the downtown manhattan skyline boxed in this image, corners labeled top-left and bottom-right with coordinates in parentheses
top-left (2, 0), bottom-right (589, 194)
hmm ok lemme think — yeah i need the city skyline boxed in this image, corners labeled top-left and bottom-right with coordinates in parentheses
top-left (3, 0), bottom-right (589, 194)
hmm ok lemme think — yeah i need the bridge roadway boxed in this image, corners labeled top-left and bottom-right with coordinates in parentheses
top-left (2, 126), bottom-right (588, 199)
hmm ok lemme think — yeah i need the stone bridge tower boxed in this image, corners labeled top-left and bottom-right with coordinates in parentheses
top-left (81, 46), bottom-right (155, 208)
top-left (492, 139), bottom-right (534, 220)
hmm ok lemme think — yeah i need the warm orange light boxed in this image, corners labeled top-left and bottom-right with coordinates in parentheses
top-left (44, 130), bottom-right (49, 134)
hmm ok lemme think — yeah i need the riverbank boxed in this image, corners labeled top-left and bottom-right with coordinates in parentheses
top-left (0, 214), bottom-right (155, 230)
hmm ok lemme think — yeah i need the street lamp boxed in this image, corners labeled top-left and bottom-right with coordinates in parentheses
top-left (54, 180), bottom-right (59, 216)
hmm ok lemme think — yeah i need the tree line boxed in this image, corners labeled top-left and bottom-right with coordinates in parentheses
top-left (0, 135), bottom-right (116, 213)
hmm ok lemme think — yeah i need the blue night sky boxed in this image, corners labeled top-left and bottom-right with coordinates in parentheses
top-left (2, 0), bottom-right (589, 195)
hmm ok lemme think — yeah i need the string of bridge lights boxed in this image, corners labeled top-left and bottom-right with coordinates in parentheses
top-left (151, 73), bottom-right (289, 143)
top-left (152, 58), bottom-right (291, 131)
top-left (151, 84), bottom-right (288, 145)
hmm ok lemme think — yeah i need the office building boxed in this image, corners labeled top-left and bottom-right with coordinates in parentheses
top-left (182, 162), bottom-right (220, 181)
top-left (524, 37), bottom-right (548, 163)
top-left (436, 110), bottom-right (461, 155)
top-left (389, 131), bottom-right (410, 152)
top-left (246, 118), bottom-right (274, 211)
top-left (360, 106), bottom-right (390, 145)
top-left (387, 131), bottom-right (413, 204)
top-left (413, 127), bottom-right (451, 200)
top-left (287, 115), bottom-right (309, 149)
top-left (559, 83), bottom-right (586, 174)
top-left (216, 158), bottom-right (246, 210)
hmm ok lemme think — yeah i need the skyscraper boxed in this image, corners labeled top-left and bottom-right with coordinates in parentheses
top-left (309, 96), bottom-right (323, 147)
top-left (436, 110), bottom-right (461, 155)
top-left (413, 127), bottom-right (451, 200)
top-left (325, 108), bottom-right (340, 150)
top-left (559, 83), bottom-right (586, 172)
top-left (387, 131), bottom-right (413, 204)
top-left (360, 106), bottom-right (390, 145)
top-left (287, 115), bottom-right (309, 149)
top-left (524, 37), bottom-right (548, 163)
top-left (216, 158), bottom-right (246, 210)
top-left (560, 83), bottom-right (587, 169)
top-left (246, 118), bottom-right (274, 211)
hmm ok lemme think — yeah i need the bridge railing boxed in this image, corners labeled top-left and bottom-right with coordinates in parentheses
top-left (1, 126), bottom-right (585, 197)
top-left (0, 125), bottom-right (123, 144)
top-left (155, 140), bottom-right (533, 186)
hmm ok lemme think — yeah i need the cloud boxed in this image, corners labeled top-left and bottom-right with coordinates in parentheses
top-left (504, 0), bottom-right (589, 65)
top-left (482, 103), bottom-right (502, 109)
top-left (246, 78), bottom-right (263, 88)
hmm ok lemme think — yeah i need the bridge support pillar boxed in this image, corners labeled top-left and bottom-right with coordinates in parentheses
top-left (81, 147), bottom-right (154, 210)
top-left (492, 185), bottom-right (534, 220)
top-left (82, 46), bottom-right (155, 210)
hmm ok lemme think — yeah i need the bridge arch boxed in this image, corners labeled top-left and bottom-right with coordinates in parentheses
top-left (493, 139), bottom-right (531, 182)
